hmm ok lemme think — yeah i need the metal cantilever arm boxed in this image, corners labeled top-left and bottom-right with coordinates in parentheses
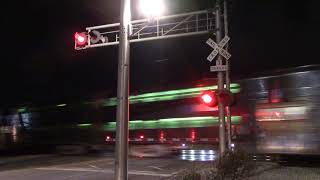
top-left (76, 10), bottom-right (216, 50)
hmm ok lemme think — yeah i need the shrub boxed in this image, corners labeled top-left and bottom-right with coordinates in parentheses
top-left (215, 149), bottom-right (255, 180)
top-left (183, 172), bottom-right (202, 180)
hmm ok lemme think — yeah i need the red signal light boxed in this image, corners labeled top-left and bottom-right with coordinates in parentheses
top-left (160, 131), bottom-right (164, 139)
top-left (200, 90), bottom-right (217, 107)
top-left (140, 135), bottom-right (144, 139)
top-left (202, 94), bottom-right (213, 104)
top-left (74, 32), bottom-right (88, 46)
top-left (191, 129), bottom-right (196, 140)
top-left (275, 112), bottom-right (281, 117)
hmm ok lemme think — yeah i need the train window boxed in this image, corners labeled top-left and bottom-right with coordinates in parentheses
top-left (256, 103), bottom-right (307, 121)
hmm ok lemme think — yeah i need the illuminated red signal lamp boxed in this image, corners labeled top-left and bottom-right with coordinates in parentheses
top-left (74, 32), bottom-right (88, 46)
top-left (191, 129), bottom-right (196, 140)
top-left (105, 135), bottom-right (112, 142)
top-left (160, 131), bottom-right (164, 139)
top-left (200, 90), bottom-right (217, 107)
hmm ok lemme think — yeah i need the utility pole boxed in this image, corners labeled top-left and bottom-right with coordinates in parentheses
top-left (115, 0), bottom-right (131, 179)
top-left (215, 0), bottom-right (226, 156)
top-left (223, 0), bottom-right (232, 150)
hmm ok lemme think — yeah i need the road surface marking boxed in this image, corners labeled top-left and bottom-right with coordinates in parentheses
top-left (35, 167), bottom-right (173, 177)
top-left (48, 158), bottom-right (113, 168)
top-left (148, 166), bottom-right (163, 170)
top-left (88, 164), bottom-right (101, 169)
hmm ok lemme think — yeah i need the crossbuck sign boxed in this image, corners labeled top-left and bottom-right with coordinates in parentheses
top-left (206, 36), bottom-right (231, 62)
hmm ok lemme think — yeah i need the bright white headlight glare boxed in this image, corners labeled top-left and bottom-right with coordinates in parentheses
top-left (139, 0), bottom-right (165, 17)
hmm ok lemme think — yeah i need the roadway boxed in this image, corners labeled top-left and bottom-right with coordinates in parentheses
top-left (0, 151), bottom-right (215, 180)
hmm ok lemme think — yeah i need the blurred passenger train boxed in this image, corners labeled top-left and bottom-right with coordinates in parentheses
top-left (0, 65), bottom-right (319, 157)
top-left (240, 65), bottom-right (320, 155)
top-left (0, 83), bottom-right (243, 155)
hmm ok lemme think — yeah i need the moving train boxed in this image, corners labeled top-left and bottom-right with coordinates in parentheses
top-left (242, 65), bottom-right (320, 155)
top-left (0, 65), bottom-right (319, 156)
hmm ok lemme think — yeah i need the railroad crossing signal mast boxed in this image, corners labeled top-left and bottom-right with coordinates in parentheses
top-left (223, 0), bottom-right (233, 152)
top-left (205, 0), bottom-right (232, 157)
top-left (74, 0), bottom-right (231, 179)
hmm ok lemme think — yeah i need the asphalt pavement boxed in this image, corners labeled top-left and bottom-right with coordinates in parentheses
top-left (0, 153), bottom-right (214, 180)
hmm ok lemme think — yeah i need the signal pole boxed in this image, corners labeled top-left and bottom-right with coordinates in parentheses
top-left (115, 0), bottom-right (131, 179)
top-left (223, 0), bottom-right (232, 150)
top-left (215, 0), bottom-right (226, 156)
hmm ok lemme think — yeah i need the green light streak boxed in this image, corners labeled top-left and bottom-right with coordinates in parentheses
top-left (98, 84), bottom-right (240, 106)
top-left (159, 116), bottom-right (213, 122)
top-left (77, 123), bottom-right (92, 127)
top-left (57, 104), bottom-right (67, 107)
top-left (103, 116), bottom-right (242, 131)
top-left (18, 107), bottom-right (27, 113)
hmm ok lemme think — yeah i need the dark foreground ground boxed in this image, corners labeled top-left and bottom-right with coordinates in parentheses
top-left (0, 153), bottom-right (213, 180)
top-left (1, 152), bottom-right (320, 180)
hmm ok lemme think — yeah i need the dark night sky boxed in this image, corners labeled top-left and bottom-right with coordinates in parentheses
top-left (0, 0), bottom-right (319, 107)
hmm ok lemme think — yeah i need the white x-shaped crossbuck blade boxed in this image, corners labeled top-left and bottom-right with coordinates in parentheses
top-left (206, 36), bottom-right (231, 62)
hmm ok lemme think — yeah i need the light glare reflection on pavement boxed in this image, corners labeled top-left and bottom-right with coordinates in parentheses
top-left (179, 149), bottom-right (217, 161)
